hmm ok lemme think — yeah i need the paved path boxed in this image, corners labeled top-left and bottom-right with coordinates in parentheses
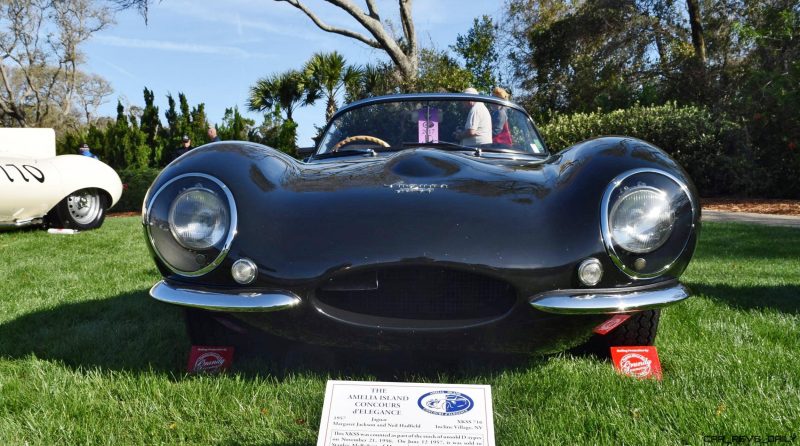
top-left (703, 210), bottom-right (800, 228)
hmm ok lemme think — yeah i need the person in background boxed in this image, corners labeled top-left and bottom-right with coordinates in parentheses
top-left (207, 126), bottom-right (220, 142)
top-left (491, 87), bottom-right (513, 146)
top-left (79, 143), bottom-right (98, 159)
top-left (453, 87), bottom-right (492, 146)
top-left (172, 135), bottom-right (194, 161)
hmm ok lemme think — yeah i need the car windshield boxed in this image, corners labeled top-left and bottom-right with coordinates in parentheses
top-left (317, 97), bottom-right (547, 155)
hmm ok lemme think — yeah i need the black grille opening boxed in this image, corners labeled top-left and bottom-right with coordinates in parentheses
top-left (316, 267), bottom-right (517, 320)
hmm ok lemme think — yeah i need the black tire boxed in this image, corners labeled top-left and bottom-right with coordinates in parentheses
top-left (184, 308), bottom-right (248, 346)
top-left (579, 309), bottom-right (660, 357)
top-left (50, 188), bottom-right (108, 230)
top-left (183, 308), bottom-right (289, 357)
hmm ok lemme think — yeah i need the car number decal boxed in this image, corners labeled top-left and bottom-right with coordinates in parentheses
top-left (0, 164), bottom-right (45, 183)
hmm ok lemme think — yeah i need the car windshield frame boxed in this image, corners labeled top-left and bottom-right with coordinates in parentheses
top-left (313, 93), bottom-right (550, 157)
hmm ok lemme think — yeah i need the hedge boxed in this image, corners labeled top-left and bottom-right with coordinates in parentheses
top-left (107, 103), bottom-right (781, 209)
top-left (114, 168), bottom-right (161, 213)
top-left (538, 103), bottom-right (761, 197)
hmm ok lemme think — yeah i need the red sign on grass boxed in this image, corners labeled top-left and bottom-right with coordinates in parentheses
top-left (187, 346), bottom-right (234, 374)
top-left (611, 346), bottom-right (662, 380)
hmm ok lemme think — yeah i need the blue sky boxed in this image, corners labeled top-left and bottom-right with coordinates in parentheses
top-left (84, 0), bottom-right (504, 146)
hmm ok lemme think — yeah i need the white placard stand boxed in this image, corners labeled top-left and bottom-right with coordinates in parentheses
top-left (318, 380), bottom-right (495, 446)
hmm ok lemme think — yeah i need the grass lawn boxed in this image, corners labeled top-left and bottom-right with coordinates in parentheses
top-left (0, 217), bottom-right (798, 445)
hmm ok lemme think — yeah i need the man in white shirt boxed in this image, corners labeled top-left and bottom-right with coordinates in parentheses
top-left (453, 87), bottom-right (492, 146)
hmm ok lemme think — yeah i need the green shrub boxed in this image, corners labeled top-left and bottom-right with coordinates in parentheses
top-left (114, 167), bottom-right (161, 213)
top-left (538, 103), bottom-right (758, 197)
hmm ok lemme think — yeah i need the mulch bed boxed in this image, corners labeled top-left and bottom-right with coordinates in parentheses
top-left (109, 211), bottom-right (140, 218)
top-left (701, 198), bottom-right (800, 216)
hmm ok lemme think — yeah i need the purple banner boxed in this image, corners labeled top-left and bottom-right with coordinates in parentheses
top-left (418, 109), bottom-right (439, 143)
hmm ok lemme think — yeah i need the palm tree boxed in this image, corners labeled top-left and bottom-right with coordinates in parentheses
top-left (341, 65), bottom-right (364, 104)
top-left (362, 63), bottom-right (396, 97)
top-left (247, 69), bottom-right (317, 122)
top-left (304, 51), bottom-right (363, 121)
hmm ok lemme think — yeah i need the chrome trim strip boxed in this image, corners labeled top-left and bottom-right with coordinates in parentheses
top-left (600, 168), bottom-right (698, 279)
top-left (144, 173), bottom-right (238, 277)
top-left (529, 283), bottom-right (690, 314)
top-left (0, 218), bottom-right (43, 229)
top-left (333, 93), bottom-right (528, 120)
top-left (149, 280), bottom-right (301, 312)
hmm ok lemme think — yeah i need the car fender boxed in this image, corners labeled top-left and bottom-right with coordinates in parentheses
top-left (0, 154), bottom-right (122, 223)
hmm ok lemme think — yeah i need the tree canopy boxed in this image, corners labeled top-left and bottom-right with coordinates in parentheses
top-left (0, 0), bottom-right (114, 130)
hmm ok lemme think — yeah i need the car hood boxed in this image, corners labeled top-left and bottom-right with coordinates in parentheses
top-left (151, 140), bottom-right (697, 289)
top-left (221, 148), bottom-right (598, 286)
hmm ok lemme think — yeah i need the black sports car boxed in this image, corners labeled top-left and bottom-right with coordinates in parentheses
top-left (143, 93), bottom-right (699, 355)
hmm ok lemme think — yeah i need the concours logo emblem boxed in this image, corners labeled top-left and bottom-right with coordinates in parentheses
top-left (193, 352), bottom-right (226, 372)
top-left (187, 346), bottom-right (233, 374)
top-left (417, 391), bottom-right (474, 416)
top-left (619, 353), bottom-right (653, 378)
top-left (385, 182), bottom-right (448, 194)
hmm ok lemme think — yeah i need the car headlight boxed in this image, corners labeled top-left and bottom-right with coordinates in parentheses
top-left (601, 169), bottom-right (696, 279)
top-left (144, 173), bottom-right (236, 276)
top-left (169, 187), bottom-right (230, 250)
top-left (609, 186), bottom-right (674, 253)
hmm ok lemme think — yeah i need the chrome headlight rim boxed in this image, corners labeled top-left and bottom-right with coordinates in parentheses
top-left (145, 173), bottom-right (238, 277)
top-left (601, 168), bottom-right (697, 279)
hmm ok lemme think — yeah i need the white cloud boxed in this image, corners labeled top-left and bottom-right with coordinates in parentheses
top-left (93, 34), bottom-right (272, 59)
top-left (155, 0), bottom-right (327, 42)
top-left (235, 13), bottom-right (244, 38)
top-left (103, 59), bottom-right (138, 80)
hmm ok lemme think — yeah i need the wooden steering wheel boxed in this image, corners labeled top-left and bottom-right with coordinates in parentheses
top-left (332, 135), bottom-right (390, 152)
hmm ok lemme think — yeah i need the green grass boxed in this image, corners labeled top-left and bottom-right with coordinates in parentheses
top-left (1, 218), bottom-right (798, 445)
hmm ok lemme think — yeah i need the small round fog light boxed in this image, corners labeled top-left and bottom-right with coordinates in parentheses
top-left (578, 258), bottom-right (603, 286)
top-left (231, 258), bottom-right (257, 285)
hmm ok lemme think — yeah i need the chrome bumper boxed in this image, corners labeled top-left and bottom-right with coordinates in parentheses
top-left (149, 280), bottom-right (301, 312)
top-left (529, 282), bottom-right (690, 314)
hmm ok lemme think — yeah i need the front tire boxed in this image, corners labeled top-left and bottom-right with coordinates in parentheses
top-left (50, 188), bottom-right (107, 230)
top-left (580, 309), bottom-right (660, 357)
top-left (183, 309), bottom-right (289, 358)
top-left (184, 308), bottom-right (247, 346)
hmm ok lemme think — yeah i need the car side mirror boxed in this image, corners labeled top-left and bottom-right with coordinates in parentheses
top-left (296, 146), bottom-right (316, 159)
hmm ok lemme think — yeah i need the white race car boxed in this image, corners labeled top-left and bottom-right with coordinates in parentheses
top-left (0, 128), bottom-right (122, 230)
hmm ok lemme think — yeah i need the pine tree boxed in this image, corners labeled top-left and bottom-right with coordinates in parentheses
top-left (141, 87), bottom-right (161, 166)
top-left (191, 103), bottom-right (208, 144)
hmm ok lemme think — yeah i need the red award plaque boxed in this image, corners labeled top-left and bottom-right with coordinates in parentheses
top-left (611, 346), bottom-right (662, 380)
top-left (187, 346), bottom-right (234, 374)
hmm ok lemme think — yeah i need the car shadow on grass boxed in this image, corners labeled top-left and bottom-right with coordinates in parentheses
top-left (234, 343), bottom-right (548, 382)
top-left (0, 289), bottom-right (189, 374)
top-left (689, 283), bottom-right (800, 314)
top-left (0, 288), bottom-right (553, 380)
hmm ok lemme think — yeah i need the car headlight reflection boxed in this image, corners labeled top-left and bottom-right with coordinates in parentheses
top-left (169, 187), bottom-right (229, 250)
top-left (609, 187), bottom-right (674, 253)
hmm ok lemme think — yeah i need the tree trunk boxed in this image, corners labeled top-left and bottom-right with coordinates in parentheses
top-left (326, 95), bottom-right (337, 122)
top-left (685, 0), bottom-right (707, 66)
top-left (275, 0), bottom-right (419, 83)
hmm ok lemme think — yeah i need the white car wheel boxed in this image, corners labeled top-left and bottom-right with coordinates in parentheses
top-left (67, 190), bottom-right (103, 226)
top-left (51, 188), bottom-right (108, 230)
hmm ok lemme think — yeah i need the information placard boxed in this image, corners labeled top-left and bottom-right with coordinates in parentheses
top-left (317, 380), bottom-right (495, 446)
